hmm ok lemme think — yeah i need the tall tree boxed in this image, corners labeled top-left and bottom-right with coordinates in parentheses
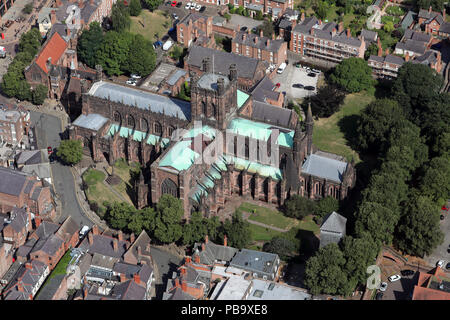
top-left (395, 193), bottom-right (444, 257)
top-left (125, 34), bottom-right (156, 77)
top-left (96, 31), bottom-right (133, 76)
top-left (77, 22), bottom-right (104, 68)
top-left (129, 0), bottom-right (142, 16)
top-left (221, 212), bottom-right (251, 249)
top-left (315, 196), bottom-right (339, 217)
top-left (303, 84), bottom-right (346, 118)
top-left (182, 212), bottom-right (208, 246)
top-left (153, 194), bottom-right (183, 243)
top-left (419, 156), bottom-right (450, 204)
top-left (263, 237), bottom-right (297, 261)
top-left (142, 0), bottom-right (163, 10)
top-left (106, 201), bottom-right (136, 230)
top-left (56, 139), bottom-right (83, 165)
top-left (329, 57), bottom-right (376, 93)
top-left (283, 195), bottom-right (317, 220)
top-left (416, 0), bottom-right (446, 11)
top-left (31, 84), bottom-right (48, 105)
top-left (111, 1), bottom-right (131, 32)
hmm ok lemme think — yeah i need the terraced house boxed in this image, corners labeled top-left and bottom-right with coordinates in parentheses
top-left (290, 14), bottom-right (366, 64)
top-left (71, 53), bottom-right (356, 218)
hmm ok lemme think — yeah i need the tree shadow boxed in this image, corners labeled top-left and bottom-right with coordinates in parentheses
top-left (154, 261), bottom-right (181, 300)
top-left (374, 80), bottom-right (393, 100)
top-left (337, 113), bottom-right (361, 153)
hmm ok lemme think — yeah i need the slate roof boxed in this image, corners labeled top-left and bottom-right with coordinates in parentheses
top-left (35, 274), bottom-right (65, 300)
top-left (193, 241), bottom-right (239, 265)
top-left (360, 29), bottom-right (378, 42)
top-left (178, 12), bottom-right (209, 26)
top-left (21, 163), bottom-right (51, 180)
top-left (395, 40), bottom-right (427, 55)
top-left (111, 280), bottom-right (146, 300)
top-left (233, 31), bottom-right (285, 52)
top-left (250, 76), bottom-right (281, 103)
top-left (187, 46), bottom-right (266, 80)
top-left (302, 153), bottom-right (348, 183)
top-left (8, 207), bottom-right (29, 233)
top-left (440, 22), bottom-right (450, 34)
top-left (91, 253), bottom-right (119, 270)
top-left (0, 109), bottom-right (20, 122)
top-left (16, 245), bottom-right (33, 258)
top-left (23, 180), bottom-right (35, 195)
top-left (35, 32), bottom-right (68, 74)
top-left (401, 11), bottom-right (417, 30)
top-left (4, 260), bottom-right (48, 300)
top-left (125, 230), bottom-right (152, 264)
top-left (79, 234), bottom-right (128, 259)
top-left (251, 101), bottom-right (294, 128)
top-left (418, 9), bottom-right (444, 25)
top-left (230, 249), bottom-right (279, 275)
top-left (88, 81), bottom-right (191, 121)
top-left (30, 187), bottom-right (43, 201)
top-left (31, 234), bottom-right (64, 256)
top-left (320, 211), bottom-right (347, 234)
top-left (72, 113), bottom-right (109, 131)
top-left (384, 54), bottom-right (405, 65)
top-left (55, 216), bottom-right (79, 243)
top-left (278, 18), bottom-right (292, 30)
top-left (163, 286), bottom-right (195, 300)
top-left (15, 150), bottom-right (43, 166)
top-left (166, 69), bottom-right (187, 86)
top-left (35, 221), bottom-right (60, 239)
top-left (0, 167), bottom-right (30, 196)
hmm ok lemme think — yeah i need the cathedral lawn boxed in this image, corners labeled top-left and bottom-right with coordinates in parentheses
top-left (240, 202), bottom-right (297, 230)
top-left (130, 9), bottom-right (173, 41)
top-left (312, 91), bottom-right (375, 163)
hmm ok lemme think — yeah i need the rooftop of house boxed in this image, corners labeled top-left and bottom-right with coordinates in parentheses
top-left (229, 249), bottom-right (278, 275)
top-left (187, 46), bottom-right (268, 80)
top-left (412, 50), bottom-right (440, 66)
top-left (302, 153), bottom-right (348, 183)
top-left (87, 81), bottom-right (191, 121)
top-left (31, 233), bottom-right (64, 256)
top-left (418, 8), bottom-right (444, 25)
top-left (360, 29), bottom-right (378, 42)
top-left (35, 31), bottom-right (68, 74)
top-left (15, 150), bottom-right (48, 166)
top-left (7, 207), bottom-right (29, 233)
top-left (0, 109), bottom-right (20, 122)
top-left (111, 279), bottom-right (147, 300)
top-left (251, 102), bottom-right (294, 128)
top-left (210, 275), bottom-right (252, 300)
top-left (248, 278), bottom-right (311, 300)
top-left (34, 221), bottom-right (60, 239)
top-left (72, 113), bottom-right (109, 131)
top-left (3, 260), bottom-right (48, 299)
top-left (55, 0), bottom-right (105, 27)
top-left (233, 31), bottom-right (286, 52)
top-left (125, 230), bottom-right (153, 265)
top-left (293, 17), bottom-right (362, 47)
top-left (440, 22), bottom-right (450, 34)
top-left (368, 54), bottom-right (405, 66)
top-left (178, 12), bottom-right (209, 25)
top-left (401, 11), bottom-right (417, 30)
top-left (56, 216), bottom-right (80, 242)
top-left (79, 233), bottom-right (129, 259)
top-left (193, 240), bottom-right (239, 265)
top-left (35, 274), bottom-right (65, 300)
top-left (91, 252), bottom-right (120, 270)
top-left (0, 166), bottom-right (32, 197)
top-left (250, 76), bottom-right (282, 104)
top-left (320, 211), bottom-right (347, 233)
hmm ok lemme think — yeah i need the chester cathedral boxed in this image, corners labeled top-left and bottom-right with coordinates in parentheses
top-left (69, 58), bottom-right (356, 219)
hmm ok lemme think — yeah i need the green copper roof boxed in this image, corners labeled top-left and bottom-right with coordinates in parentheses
top-left (227, 117), bottom-right (294, 148)
top-left (237, 90), bottom-right (250, 108)
top-left (108, 124), bottom-right (170, 148)
top-left (158, 125), bottom-right (217, 172)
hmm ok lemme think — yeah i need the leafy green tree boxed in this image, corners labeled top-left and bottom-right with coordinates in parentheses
top-left (383, 21), bottom-right (394, 32)
top-left (263, 237), bottom-right (297, 261)
top-left (143, 0), bottom-right (163, 10)
top-left (182, 212), bottom-right (208, 245)
top-left (221, 212), bottom-right (251, 249)
top-left (255, 10), bottom-right (263, 20)
top-left (283, 195), bottom-right (317, 220)
top-left (127, 207), bottom-right (156, 234)
top-left (169, 45), bottom-right (184, 61)
top-left (111, 1), bottom-right (131, 32)
top-left (18, 28), bottom-right (42, 57)
top-left (355, 201), bottom-right (398, 246)
top-left (257, 20), bottom-right (274, 37)
top-left (395, 193), bottom-right (444, 257)
top-left (303, 84), bottom-right (346, 118)
top-left (77, 22), bottom-right (104, 68)
top-left (355, 99), bottom-right (405, 153)
top-left (315, 196), bottom-right (339, 217)
top-left (129, 0), bottom-right (142, 16)
top-left (419, 156), bottom-right (450, 204)
top-left (316, 1), bottom-right (328, 20)
top-left (341, 234), bottom-right (380, 286)
top-left (391, 63), bottom-right (443, 118)
top-left (22, 3), bottom-right (33, 14)
top-left (364, 42), bottom-right (378, 60)
top-left (416, 0), bottom-right (446, 11)
top-left (153, 194), bottom-right (183, 243)
top-left (305, 243), bottom-right (351, 296)
top-left (127, 212), bottom-right (146, 234)
top-left (329, 57), bottom-right (376, 93)
top-left (106, 202), bottom-right (136, 230)
top-left (31, 84), bottom-right (48, 105)
top-left (97, 31), bottom-right (133, 76)
top-left (56, 139), bottom-right (83, 165)
top-left (125, 34), bottom-right (156, 77)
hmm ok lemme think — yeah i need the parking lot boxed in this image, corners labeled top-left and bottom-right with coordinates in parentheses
top-left (378, 272), bottom-right (418, 300)
top-left (228, 14), bottom-right (264, 31)
top-left (424, 200), bottom-right (450, 269)
top-left (272, 62), bottom-right (320, 100)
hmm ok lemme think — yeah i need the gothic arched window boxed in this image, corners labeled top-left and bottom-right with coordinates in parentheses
top-left (315, 183), bottom-right (320, 195)
top-left (154, 122), bottom-right (162, 135)
top-left (168, 126), bottom-right (175, 137)
top-left (161, 178), bottom-right (177, 197)
top-left (211, 103), bottom-right (216, 118)
top-left (202, 101), bottom-right (207, 117)
top-left (127, 115), bottom-right (135, 128)
top-left (141, 118), bottom-right (148, 132)
top-left (113, 111), bottom-right (121, 123)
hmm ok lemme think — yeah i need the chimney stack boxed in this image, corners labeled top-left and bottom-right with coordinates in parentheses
top-left (385, 48), bottom-right (389, 55)
top-left (223, 235), bottom-right (227, 247)
top-left (175, 278), bottom-right (180, 287)
top-left (260, 29), bottom-right (263, 37)
top-left (120, 273), bottom-right (127, 282)
top-left (180, 267), bottom-right (186, 275)
top-left (50, 10), bottom-right (57, 25)
top-left (301, 11), bottom-right (305, 21)
top-left (442, 8), bottom-right (446, 20)
top-left (137, 246), bottom-right (142, 257)
top-left (405, 52), bottom-right (410, 61)
top-left (201, 243), bottom-right (205, 251)
top-left (338, 22), bottom-right (344, 33)
top-left (318, 19), bottom-right (322, 25)
top-left (428, 6), bottom-right (432, 13)
top-left (266, 39), bottom-right (270, 47)
top-left (186, 256), bottom-right (192, 264)
top-left (292, 20), bottom-right (297, 28)
top-left (92, 225), bottom-right (99, 235)
top-left (195, 255), bottom-right (200, 263)
top-left (181, 280), bottom-right (187, 292)
top-left (17, 283), bottom-right (24, 292)
top-left (346, 28), bottom-right (351, 38)
top-left (55, 0), bottom-right (62, 7)
top-left (113, 239), bottom-right (118, 252)
top-left (25, 262), bottom-right (32, 270)
top-left (118, 230), bottom-right (123, 242)
top-left (254, 36), bottom-right (258, 44)
top-left (130, 233), bottom-right (135, 243)
top-left (377, 38), bottom-right (382, 57)
top-left (34, 217), bottom-right (41, 228)
top-left (133, 273), bottom-right (141, 285)
top-left (88, 232), bottom-right (94, 245)
top-left (83, 286), bottom-right (88, 298)
top-left (205, 235), bottom-right (209, 244)
top-left (272, 33), bottom-right (275, 40)
top-left (146, 243), bottom-right (151, 253)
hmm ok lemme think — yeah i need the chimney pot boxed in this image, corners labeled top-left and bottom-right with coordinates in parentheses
top-left (194, 255), bottom-right (200, 263)
top-left (181, 280), bottom-right (187, 292)
top-left (133, 273), bottom-right (141, 285)
top-left (175, 278), bottom-right (180, 287)
top-left (118, 230), bottom-right (123, 241)
top-left (223, 235), bottom-right (227, 247)
top-left (301, 12), bottom-right (305, 21)
top-left (113, 239), bottom-right (118, 252)
top-left (88, 232), bottom-right (94, 245)
top-left (205, 235), bottom-right (209, 244)
top-left (130, 233), bottom-right (135, 243)
top-left (92, 225), bottom-right (99, 235)
top-left (25, 262), bottom-right (32, 270)
top-left (346, 28), bottom-right (351, 37)
top-left (260, 29), bottom-right (263, 37)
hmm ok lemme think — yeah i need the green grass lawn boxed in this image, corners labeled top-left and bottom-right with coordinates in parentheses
top-left (249, 224), bottom-right (284, 242)
top-left (239, 202), bottom-right (297, 230)
top-left (296, 215), bottom-right (320, 235)
top-left (35, 251), bottom-right (73, 299)
top-left (83, 169), bottom-right (105, 186)
top-left (130, 9), bottom-right (172, 42)
top-left (313, 91), bottom-right (375, 162)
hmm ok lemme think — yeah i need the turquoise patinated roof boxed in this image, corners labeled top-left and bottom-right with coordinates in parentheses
top-left (227, 117), bottom-right (294, 148)
top-left (237, 90), bottom-right (250, 108)
top-left (158, 125), bottom-right (217, 172)
top-left (108, 124), bottom-right (170, 148)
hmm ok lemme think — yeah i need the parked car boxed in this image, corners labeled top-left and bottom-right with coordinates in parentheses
top-left (199, 5), bottom-right (205, 12)
top-left (388, 275), bottom-right (401, 282)
top-left (292, 83), bottom-right (304, 88)
top-left (153, 40), bottom-right (163, 49)
top-left (304, 85), bottom-right (315, 91)
top-left (296, 63), bottom-right (302, 68)
top-left (172, 13), bottom-right (178, 20)
top-left (176, 1), bottom-right (182, 7)
top-left (47, 146), bottom-right (53, 155)
top-left (185, 2), bottom-right (191, 9)
top-left (446, 262), bottom-right (450, 271)
top-left (305, 67), bottom-right (311, 72)
top-left (379, 282), bottom-right (388, 292)
top-left (307, 72), bottom-right (317, 77)
top-left (440, 215), bottom-right (445, 220)
top-left (171, 1), bottom-right (177, 6)
top-left (195, 3), bottom-right (201, 10)
top-left (130, 74), bottom-right (141, 79)
top-left (277, 62), bottom-right (287, 74)
top-left (241, 26), bottom-right (248, 32)
top-left (190, 2), bottom-right (197, 9)
top-left (126, 78), bottom-right (137, 86)
top-left (437, 260), bottom-right (445, 268)
top-left (375, 292), bottom-right (383, 300)
top-left (311, 68), bottom-right (321, 73)
top-left (401, 270), bottom-right (414, 277)
top-left (79, 225), bottom-right (90, 239)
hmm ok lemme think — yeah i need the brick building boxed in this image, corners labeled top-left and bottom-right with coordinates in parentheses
top-left (0, 109), bottom-right (24, 145)
top-left (176, 13), bottom-right (215, 48)
top-left (412, 267), bottom-right (450, 300)
top-left (290, 14), bottom-right (366, 64)
top-left (185, 45), bottom-right (269, 91)
top-left (0, 238), bottom-right (13, 280)
top-left (417, 6), bottom-right (446, 35)
top-left (232, 29), bottom-right (288, 66)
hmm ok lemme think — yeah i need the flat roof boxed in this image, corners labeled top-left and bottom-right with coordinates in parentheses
top-left (211, 276), bottom-right (252, 300)
top-left (248, 279), bottom-right (311, 300)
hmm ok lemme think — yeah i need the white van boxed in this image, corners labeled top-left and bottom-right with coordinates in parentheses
top-left (163, 40), bottom-right (173, 51)
top-left (79, 225), bottom-right (90, 239)
top-left (277, 62), bottom-right (287, 74)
